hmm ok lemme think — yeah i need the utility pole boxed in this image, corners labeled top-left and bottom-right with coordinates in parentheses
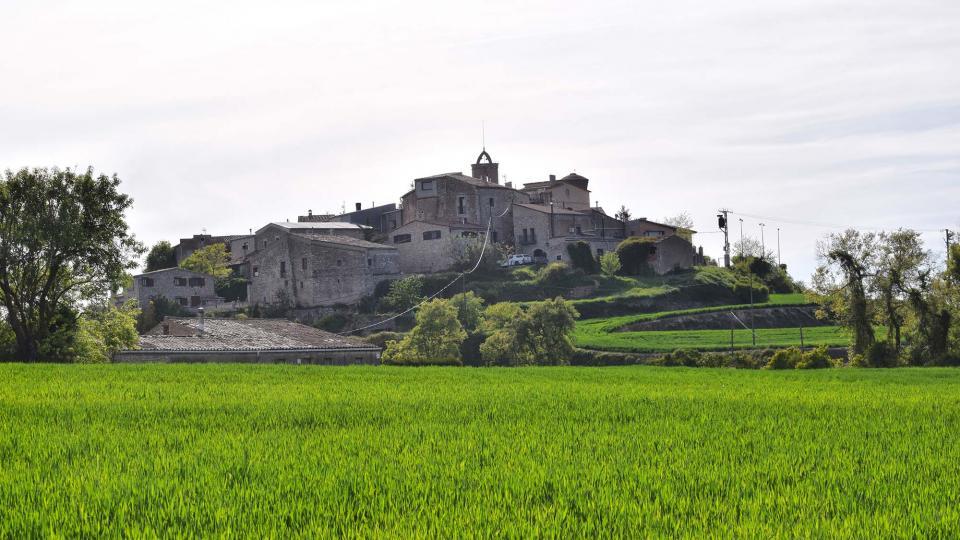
top-left (738, 218), bottom-right (744, 259)
top-left (777, 227), bottom-right (781, 267)
top-left (717, 209), bottom-right (730, 268)
top-left (759, 223), bottom-right (766, 260)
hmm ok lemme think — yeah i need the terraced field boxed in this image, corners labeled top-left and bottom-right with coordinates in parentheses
top-left (572, 294), bottom-right (856, 353)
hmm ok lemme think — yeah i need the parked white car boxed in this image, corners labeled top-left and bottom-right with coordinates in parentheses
top-left (501, 254), bottom-right (533, 267)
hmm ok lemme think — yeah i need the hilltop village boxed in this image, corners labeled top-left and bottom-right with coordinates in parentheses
top-left (123, 148), bottom-right (704, 319)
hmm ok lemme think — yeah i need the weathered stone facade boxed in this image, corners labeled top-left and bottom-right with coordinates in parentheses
top-left (247, 223), bottom-right (399, 308)
top-left (389, 220), bottom-right (487, 274)
top-left (124, 267), bottom-right (223, 313)
top-left (512, 203), bottom-right (623, 262)
top-left (521, 173), bottom-right (592, 211)
top-left (648, 235), bottom-right (698, 274)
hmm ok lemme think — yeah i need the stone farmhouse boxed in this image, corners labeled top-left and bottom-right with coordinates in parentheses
top-left (122, 267), bottom-right (224, 313)
top-left (244, 221), bottom-right (400, 308)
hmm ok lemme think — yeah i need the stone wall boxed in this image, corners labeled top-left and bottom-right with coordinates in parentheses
top-left (390, 221), bottom-right (458, 274)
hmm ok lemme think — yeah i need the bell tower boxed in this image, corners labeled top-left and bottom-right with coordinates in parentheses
top-left (471, 148), bottom-right (499, 184)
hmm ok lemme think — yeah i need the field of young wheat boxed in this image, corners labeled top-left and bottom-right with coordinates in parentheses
top-left (1, 364), bottom-right (958, 536)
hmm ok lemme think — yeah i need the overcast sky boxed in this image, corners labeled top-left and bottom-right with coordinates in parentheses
top-left (2, 0), bottom-right (958, 280)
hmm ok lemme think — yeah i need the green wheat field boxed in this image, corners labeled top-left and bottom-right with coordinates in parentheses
top-left (2, 364), bottom-right (959, 537)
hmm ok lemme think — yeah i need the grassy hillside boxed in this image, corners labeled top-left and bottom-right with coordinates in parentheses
top-left (2, 365), bottom-right (958, 536)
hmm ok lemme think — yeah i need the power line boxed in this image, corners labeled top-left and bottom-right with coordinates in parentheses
top-left (729, 210), bottom-right (944, 233)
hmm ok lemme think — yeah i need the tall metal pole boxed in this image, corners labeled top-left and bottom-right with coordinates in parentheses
top-left (777, 227), bottom-right (781, 267)
top-left (738, 218), bottom-right (744, 259)
top-left (759, 223), bottom-right (766, 260)
top-left (718, 209), bottom-right (730, 268)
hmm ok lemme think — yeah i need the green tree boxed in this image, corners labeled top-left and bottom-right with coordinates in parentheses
top-left (382, 298), bottom-right (466, 365)
top-left (449, 236), bottom-right (501, 274)
top-left (600, 252), bottom-right (622, 277)
top-left (526, 297), bottom-right (579, 364)
top-left (480, 303), bottom-right (533, 365)
top-left (614, 205), bottom-right (631, 223)
top-left (145, 240), bottom-right (177, 271)
top-left (812, 230), bottom-right (878, 356)
top-left (383, 276), bottom-right (424, 312)
top-left (179, 243), bottom-right (231, 278)
top-left (662, 212), bottom-right (695, 242)
top-left (872, 230), bottom-right (929, 352)
top-left (0, 167), bottom-right (143, 361)
top-left (479, 298), bottom-right (579, 365)
top-left (75, 301), bottom-right (140, 363)
top-left (450, 291), bottom-right (485, 332)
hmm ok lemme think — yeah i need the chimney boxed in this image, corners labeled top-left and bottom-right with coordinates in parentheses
top-left (355, 202), bottom-right (362, 212)
top-left (505, 181), bottom-right (512, 188)
top-left (308, 209), bottom-right (313, 216)
top-left (198, 307), bottom-right (205, 337)
top-left (549, 174), bottom-right (556, 184)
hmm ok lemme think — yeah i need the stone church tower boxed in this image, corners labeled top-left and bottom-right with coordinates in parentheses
top-left (471, 148), bottom-right (499, 184)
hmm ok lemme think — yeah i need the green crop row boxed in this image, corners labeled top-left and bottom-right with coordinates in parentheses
top-left (573, 325), bottom-right (852, 353)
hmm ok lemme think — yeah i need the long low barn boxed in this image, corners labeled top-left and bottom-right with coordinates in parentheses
top-left (114, 316), bottom-right (380, 364)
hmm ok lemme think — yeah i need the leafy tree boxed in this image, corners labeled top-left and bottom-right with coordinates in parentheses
top-left (179, 243), bottom-right (231, 278)
top-left (599, 252), bottom-right (622, 277)
top-left (614, 205), bottom-right (631, 223)
top-left (75, 301), bottom-right (140, 363)
top-left (479, 298), bottom-right (579, 365)
top-left (382, 298), bottom-right (466, 365)
top-left (145, 240), bottom-right (177, 271)
top-left (449, 236), bottom-right (501, 274)
top-left (872, 230), bottom-right (929, 351)
top-left (383, 276), bottom-right (425, 312)
top-left (526, 297), bottom-right (579, 364)
top-left (734, 236), bottom-right (775, 260)
top-left (450, 291), bottom-right (485, 333)
top-left (812, 230), bottom-right (878, 356)
top-left (566, 241), bottom-right (596, 273)
top-left (662, 212), bottom-right (695, 242)
top-left (616, 237), bottom-right (656, 275)
top-left (0, 167), bottom-right (143, 361)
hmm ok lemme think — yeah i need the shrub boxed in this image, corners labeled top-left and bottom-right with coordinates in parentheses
top-left (566, 242), bottom-right (597, 274)
top-left (858, 340), bottom-right (899, 368)
top-left (381, 299), bottom-right (466, 365)
top-left (652, 349), bottom-right (701, 367)
top-left (616, 237), bottom-right (656, 275)
top-left (797, 346), bottom-right (833, 369)
top-left (599, 252), bottom-right (622, 277)
top-left (316, 313), bottom-right (349, 333)
top-left (535, 262), bottom-right (574, 287)
top-left (362, 331), bottom-right (405, 349)
top-left (765, 347), bottom-right (802, 369)
top-left (511, 266), bottom-right (537, 281)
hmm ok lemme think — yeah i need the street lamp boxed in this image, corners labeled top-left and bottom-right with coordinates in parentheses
top-left (759, 223), bottom-right (766, 260)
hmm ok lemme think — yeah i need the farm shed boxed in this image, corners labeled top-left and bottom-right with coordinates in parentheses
top-left (114, 317), bottom-right (380, 364)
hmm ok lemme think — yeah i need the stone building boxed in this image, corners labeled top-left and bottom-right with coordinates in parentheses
top-left (644, 235), bottom-right (699, 274)
top-left (520, 173), bottom-right (592, 211)
top-left (389, 220), bottom-right (487, 274)
top-left (626, 218), bottom-right (685, 239)
top-left (246, 222), bottom-right (399, 308)
top-left (114, 316), bottom-right (381, 364)
top-left (123, 267), bottom-right (223, 312)
top-left (512, 203), bottom-right (623, 263)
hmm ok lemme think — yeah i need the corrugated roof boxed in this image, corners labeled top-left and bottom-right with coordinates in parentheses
top-left (139, 317), bottom-right (377, 352)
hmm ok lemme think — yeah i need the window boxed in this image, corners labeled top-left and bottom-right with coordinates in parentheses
top-left (173, 277), bottom-right (187, 286)
top-left (337, 259), bottom-right (342, 266)
top-left (302, 258), bottom-right (307, 271)
top-left (522, 228), bottom-right (528, 243)
top-left (190, 296), bottom-right (201, 307)
top-left (597, 248), bottom-right (604, 256)
top-left (280, 261), bottom-right (286, 277)
top-left (575, 226), bottom-right (582, 235)
top-left (530, 228), bottom-right (537, 243)
top-left (253, 266), bottom-right (259, 277)
top-left (299, 281), bottom-right (303, 289)
top-left (556, 255), bottom-right (562, 261)
top-left (489, 197), bottom-right (494, 208)
top-left (423, 230), bottom-right (442, 241)
top-left (643, 230), bottom-right (665, 237)
top-left (262, 240), bottom-right (267, 248)
top-left (458, 196), bottom-right (466, 215)
top-left (393, 234), bottom-right (412, 244)
top-left (188, 277), bottom-right (205, 287)
top-left (420, 180), bottom-right (434, 191)
top-left (367, 258), bottom-right (372, 267)
top-left (141, 277), bottom-right (155, 287)
top-left (175, 297), bottom-right (188, 306)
